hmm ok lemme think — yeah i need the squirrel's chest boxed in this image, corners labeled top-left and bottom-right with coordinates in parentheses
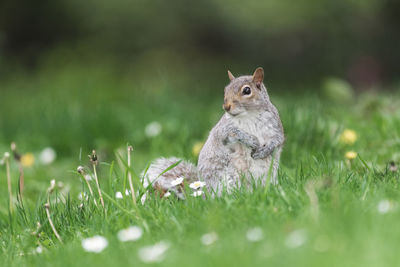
top-left (233, 112), bottom-right (275, 144)
top-left (228, 112), bottom-right (275, 171)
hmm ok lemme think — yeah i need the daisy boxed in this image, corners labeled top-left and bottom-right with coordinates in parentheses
top-left (145, 122), bottom-right (162, 138)
top-left (189, 181), bottom-right (206, 190)
top-left (377, 199), bottom-right (392, 214)
top-left (117, 226), bottom-right (143, 242)
top-left (170, 177), bottom-right (184, 187)
top-left (285, 229), bottom-right (307, 249)
top-left (35, 246), bottom-right (43, 254)
top-left (82, 235), bottom-right (108, 253)
top-left (246, 227), bottom-right (263, 242)
top-left (201, 232), bottom-right (218, 246)
top-left (39, 147), bottom-right (56, 165)
top-left (138, 241), bottom-right (169, 263)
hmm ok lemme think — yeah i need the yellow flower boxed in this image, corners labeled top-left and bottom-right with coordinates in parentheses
top-left (345, 151), bottom-right (357, 160)
top-left (340, 129), bottom-right (357, 145)
top-left (21, 153), bottom-right (35, 167)
top-left (192, 142), bottom-right (204, 157)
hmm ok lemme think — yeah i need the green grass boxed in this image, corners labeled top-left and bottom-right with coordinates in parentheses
top-left (1, 67), bottom-right (400, 266)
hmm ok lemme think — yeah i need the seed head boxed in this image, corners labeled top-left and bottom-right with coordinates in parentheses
top-left (48, 179), bottom-right (56, 193)
top-left (89, 150), bottom-right (98, 165)
top-left (77, 166), bottom-right (85, 174)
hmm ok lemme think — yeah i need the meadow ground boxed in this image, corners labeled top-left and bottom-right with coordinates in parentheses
top-left (1, 68), bottom-right (400, 267)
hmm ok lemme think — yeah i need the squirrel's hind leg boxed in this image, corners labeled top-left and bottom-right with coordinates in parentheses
top-left (140, 157), bottom-right (198, 203)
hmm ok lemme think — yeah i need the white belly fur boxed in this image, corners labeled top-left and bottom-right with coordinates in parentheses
top-left (230, 111), bottom-right (276, 182)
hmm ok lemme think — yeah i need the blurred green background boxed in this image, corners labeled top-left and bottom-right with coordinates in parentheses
top-left (1, 0), bottom-right (399, 85)
top-left (1, 2), bottom-right (400, 266)
top-left (0, 0), bottom-right (399, 159)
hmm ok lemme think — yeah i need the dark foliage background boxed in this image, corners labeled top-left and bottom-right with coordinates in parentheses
top-left (1, 0), bottom-right (399, 89)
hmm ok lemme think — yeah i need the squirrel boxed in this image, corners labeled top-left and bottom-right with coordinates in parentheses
top-left (141, 67), bottom-right (284, 201)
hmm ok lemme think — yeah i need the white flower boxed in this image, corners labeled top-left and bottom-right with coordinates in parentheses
top-left (145, 122), bottom-right (162, 138)
top-left (377, 199), bottom-right (392, 214)
top-left (170, 177), bottom-right (184, 187)
top-left (84, 174), bottom-right (93, 181)
top-left (192, 190), bottom-right (204, 197)
top-left (246, 227), bottom-right (263, 242)
top-left (78, 192), bottom-right (88, 201)
top-left (189, 181), bottom-right (206, 190)
top-left (117, 226), bottom-right (143, 242)
top-left (201, 232), bottom-right (218, 246)
top-left (285, 229), bottom-right (307, 248)
top-left (115, 192), bottom-right (123, 199)
top-left (163, 192), bottom-right (171, 198)
top-left (138, 241), bottom-right (169, 263)
top-left (125, 189), bottom-right (131, 196)
top-left (39, 147), bottom-right (56, 165)
top-left (82, 235), bottom-right (108, 253)
top-left (35, 246), bottom-right (43, 254)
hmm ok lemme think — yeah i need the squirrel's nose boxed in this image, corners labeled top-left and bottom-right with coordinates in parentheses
top-left (223, 103), bottom-right (231, 112)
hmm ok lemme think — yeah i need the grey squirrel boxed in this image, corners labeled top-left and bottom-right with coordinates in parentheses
top-left (141, 67), bottom-right (284, 200)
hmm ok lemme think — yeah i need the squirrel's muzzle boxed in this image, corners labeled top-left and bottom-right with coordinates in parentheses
top-left (223, 103), bottom-right (231, 112)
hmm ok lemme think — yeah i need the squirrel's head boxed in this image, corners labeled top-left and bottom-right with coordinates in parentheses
top-left (223, 67), bottom-right (269, 116)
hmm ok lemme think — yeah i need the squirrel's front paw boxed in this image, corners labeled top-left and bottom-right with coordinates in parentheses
top-left (247, 135), bottom-right (260, 150)
top-left (251, 146), bottom-right (268, 160)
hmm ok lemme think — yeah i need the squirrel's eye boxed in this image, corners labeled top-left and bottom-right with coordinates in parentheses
top-left (242, 86), bottom-right (251, 95)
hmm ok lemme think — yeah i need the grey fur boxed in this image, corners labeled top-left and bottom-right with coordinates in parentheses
top-left (198, 70), bottom-right (284, 195)
top-left (141, 68), bottom-right (284, 199)
top-left (141, 157), bottom-right (198, 200)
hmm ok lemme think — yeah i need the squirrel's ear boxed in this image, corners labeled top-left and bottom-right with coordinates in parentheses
top-left (227, 70), bottom-right (235, 81)
top-left (252, 67), bottom-right (264, 87)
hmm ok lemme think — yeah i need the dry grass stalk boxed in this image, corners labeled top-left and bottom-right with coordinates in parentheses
top-left (45, 180), bottom-right (63, 243)
top-left (127, 145), bottom-right (137, 206)
top-left (77, 166), bottom-right (98, 206)
top-left (11, 142), bottom-right (24, 197)
top-left (89, 150), bottom-right (105, 210)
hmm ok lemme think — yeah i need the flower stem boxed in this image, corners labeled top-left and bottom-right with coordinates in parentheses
top-left (44, 202), bottom-right (63, 243)
top-left (93, 163), bottom-right (105, 210)
top-left (77, 169), bottom-right (98, 207)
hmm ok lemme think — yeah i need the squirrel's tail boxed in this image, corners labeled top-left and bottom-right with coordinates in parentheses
top-left (140, 157), bottom-right (198, 203)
